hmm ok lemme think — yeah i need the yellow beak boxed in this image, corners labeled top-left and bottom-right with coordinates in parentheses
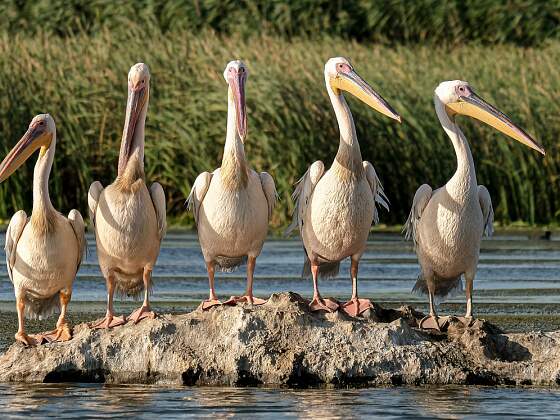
top-left (446, 92), bottom-right (545, 155)
top-left (0, 125), bottom-right (52, 182)
top-left (330, 70), bottom-right (401, 122)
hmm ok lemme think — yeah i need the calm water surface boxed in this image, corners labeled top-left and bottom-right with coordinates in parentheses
top-left (2, 384), bottom-right (560, 419)
top-left (0, 231), bottom-right (558, 418)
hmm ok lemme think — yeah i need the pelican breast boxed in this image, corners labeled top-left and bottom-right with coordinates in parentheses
top-left (94, 181), bottom-right (159, 271)
top-left (12, 215), bottom-right (78, 297)
top-left (417, 187), bottom-right (484, 277)
top-left (198, 168), bottom-right (268, 258)
top-left (303, 169), bottom-right (374, 261)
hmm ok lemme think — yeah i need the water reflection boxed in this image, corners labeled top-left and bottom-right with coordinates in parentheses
top-left (1, 384), bottom-right (560, 418)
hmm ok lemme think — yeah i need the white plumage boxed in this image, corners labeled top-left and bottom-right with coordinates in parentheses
top-left (1, 114), bottom-right (85, 345)
top-left (188, 60), bottom-right (277, 308)
top-left (404, 80), bottom-right (543, 329)
top-left (89, 63), bottom-right (166, 328)
top-left (287, 57), bottom-right (401, 316)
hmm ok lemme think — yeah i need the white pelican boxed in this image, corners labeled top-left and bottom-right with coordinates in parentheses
top-left (188, 60), bottom-right (277, 310)
top-left (88, 63), bottom-right (166, 328)
top-left (286, 57), bottom-right (401, 316)
top-left (1, 114), bottom-right (85, 345)
top-left (404, 80), bottom-right (545, 330)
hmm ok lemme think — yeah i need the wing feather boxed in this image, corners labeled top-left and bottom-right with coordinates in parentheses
top-left (186, 172), bottom-right (213, 225)
top-left (67, 209), bottom-right (86, 273)
top-left (5, 210), bottom-right (27, 283)
top-left (285, 161), bottom-right (325, 236)
top-left (478, 185), bottom-right (494, 237)
top-left (363, 161), bottom-right (389, 224)
top-left (259, 172), bottom-right (278, 221)
top-left (150, 182), bottom-right (167, 241)
top-left (403, 184), bottom-right (433, 246)
top-left (88, 181), bottom-right (104, 229)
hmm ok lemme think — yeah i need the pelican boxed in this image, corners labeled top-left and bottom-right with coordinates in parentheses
top-left (1, 114), bottom-right (85, 346)
top-left (404, 80), bottom-right (545, 330)
top-left (286, 57), bottom-right (401, 316)
top-left (88, 63), bottom-right (166, 328)
top-left (187, 60), bottom-right (277, 310)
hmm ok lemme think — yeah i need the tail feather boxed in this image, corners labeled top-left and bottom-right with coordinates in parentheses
top-left (412, 273), bottom-right (463, 305)
top-left (302, 257), bottom-right (340, 279)
top-left (215, 255), bottom-right (247, 273)
top-left (114, 271), bottom-right (151, 300)
top-left (24, 293), bottom-right (60, 320)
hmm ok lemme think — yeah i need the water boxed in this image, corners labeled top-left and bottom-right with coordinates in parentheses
top-left (0, 230), bottom-right (559, 418)
top-left (2, 384), bottom-right (560, 419)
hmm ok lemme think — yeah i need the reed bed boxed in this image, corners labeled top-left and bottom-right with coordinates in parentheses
top-left (0, 31), bottom-right (558, 227)
top-left (1, 0), bottom-right (559, 46)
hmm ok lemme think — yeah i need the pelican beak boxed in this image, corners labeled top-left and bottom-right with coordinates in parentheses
top-left (118, 82), bottom-right (148, 174)
top-left (0, 123), bottom-right (52, 182)
top-left (446, 89), bottom-right (545, 155)
top-left (228, 69), bottom-right (247, 140)
top-left (331, 70), bottom-right (401, 122)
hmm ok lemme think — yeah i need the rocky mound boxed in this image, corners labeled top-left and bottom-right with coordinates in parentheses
top-left (0, 292), bottom-right (558, 386)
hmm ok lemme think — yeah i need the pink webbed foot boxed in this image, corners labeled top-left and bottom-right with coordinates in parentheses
top-left (341, 298), bottom-right (373, 317)
top-left (41, 323), bottom-right (72, 343)
top-left (454, 316), bottom-right (475, 327)
top-left (418, 315), bottom-right (450, 331)
top-left (15, 332), bottom-right (42, 346)
top-left (128, 306), bottom-right (156, 324)
top-left (198, 299), bottom-right (222, 310)
top-left (90, 314), bottom-right (127, 329)
top-left (223, 295), bottom-right (267, 306)
top-left (309, 297), bottom-right (339, 313)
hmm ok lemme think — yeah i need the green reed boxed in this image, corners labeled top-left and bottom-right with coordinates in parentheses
top-left (1, 0), bottom-right (559, 46)
top-left (0, 30), bottom-right (558, 227)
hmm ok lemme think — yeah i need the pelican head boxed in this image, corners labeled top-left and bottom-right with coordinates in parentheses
top-left (119, 63), bottom-right (151, 174)
top-left (325, 57), bottom-right (401, 122)
top-left (224, 60), bottom-right (248, 141)
top-left (0, 114), bottom-right (55, 182)
top-left (436, 80), bottom-right (545, 155)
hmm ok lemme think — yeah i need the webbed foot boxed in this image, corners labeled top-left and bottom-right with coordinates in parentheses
top-left (341, 298), bottom-right (373, 317)
top-left (223, 295), bottom-right (267, 306)
top-left (128, 306), bottom-right (156, 324)
top-left (309, 297), bottom-right (339, 313)
top-left (90, 314), bottom-right (127, 329)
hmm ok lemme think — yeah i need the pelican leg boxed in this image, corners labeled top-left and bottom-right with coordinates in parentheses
top-left (128, 266), bottom-right (156, 324)
top-left (224, 256), bottom-right (267, 306)
top-left (456, 271), bottom-right (475, 327)
top-left (418, 275), bottom-right (449, 331)
top-left (14, 294), bottom-right (40, 346)
top-left (341, 258), bottom-right (373, 317)
top-left (91, 271), bottom-right (126, 329)
top-left (42, 290), bottom-right (72, 343)
top-left (199, 261), bottom-right (222, 310)
top-left (309, 262), bottom-right (339, 312)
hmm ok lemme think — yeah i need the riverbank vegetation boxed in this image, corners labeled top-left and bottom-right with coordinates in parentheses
top-left (0, 3), bottom-right (558, 227)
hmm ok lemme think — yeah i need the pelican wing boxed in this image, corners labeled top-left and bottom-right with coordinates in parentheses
top-left (88, 181), bottom-right (104, 229)
top-left (363, 161), bottom-right (389, 224)
top-left (285, 160), bottom-right (325, 236)
top-left (68, 209), bottom-right (86, 273)
top-left (186, 171), bottom-right (213, 225)
top-left (404, 184), bottom-right (433, 246)
top-left (5, 210), bottom-right (27, 283)
top-left (478, 185), bottom-right (494, 237)
top-left (259, 172), bottom-right (278, 221)
top-left (150, 182), bottom-right (167, 240)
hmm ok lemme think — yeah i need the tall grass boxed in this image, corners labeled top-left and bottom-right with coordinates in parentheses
top-left (0, 30), bottom-right (558, 227)
top-left (0, 0), bottom-right (559, 46)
